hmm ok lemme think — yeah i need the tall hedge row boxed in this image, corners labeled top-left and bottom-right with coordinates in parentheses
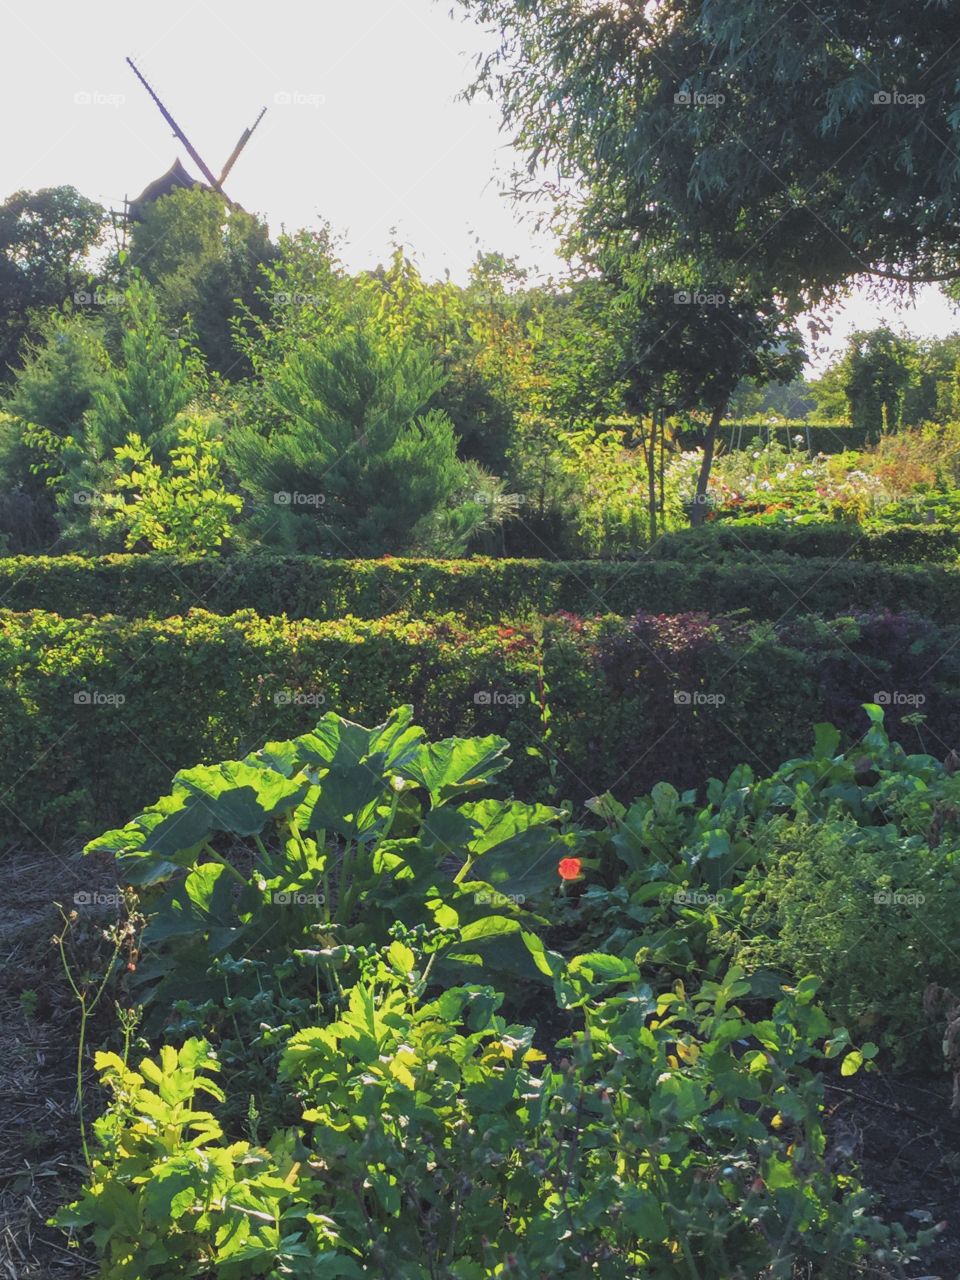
top-left (0, 543), bottom-right (958, 623)
top-left (4, 605), bottom-right (959, 849)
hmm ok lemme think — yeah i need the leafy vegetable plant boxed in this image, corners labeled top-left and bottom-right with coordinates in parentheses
top-left (58, 936), bottom-right (918, 1279)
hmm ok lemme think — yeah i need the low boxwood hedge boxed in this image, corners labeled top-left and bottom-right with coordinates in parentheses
top-left (1, 548), bottom-right (958, 622)
top-left (4, 605), bottom-right (958, 849)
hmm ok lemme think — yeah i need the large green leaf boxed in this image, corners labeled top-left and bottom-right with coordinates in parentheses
top-left (404, 734), bottom-right (511, 806)
top-left (294, 775), bottom-right (391, 843)
top-left (421, 799), bottom-right (571, 897)
top-left (253, 707), bottom-right (424, 780)
top-left (145, 863), bottom-right (241, 944)
top-left (136, 761), bottom-right (309, 859)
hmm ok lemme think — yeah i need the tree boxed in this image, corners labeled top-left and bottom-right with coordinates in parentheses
top-left (460, 0), bottom-right (960, 307)
top-left (0, 186), bottom-right (105, 377)
top-left (231, 309), bottom-right (474, 556)
top-left (0, 311), bottom-right (111, 550)
top-left (612, 275), bottom-right (803, 533)
top-left (127, 188), bottom-right (276, 378)
top-left (808, 362), bottom-right (850, 424)
top-left (84, 274), bottom-right (197, 464)
top-left (840, 329), bottom-right (915, 437)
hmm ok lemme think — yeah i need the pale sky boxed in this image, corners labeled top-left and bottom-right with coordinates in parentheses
top-left (1, 0), bottom-right (559, 281)
top-left (1, 0), bottom-right (957, 370)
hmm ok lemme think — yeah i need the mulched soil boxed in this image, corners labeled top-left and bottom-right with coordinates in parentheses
top-left (0, 849), bottom-right (118, 1280)
top-left (825, 1070), bottom-right (960, 1279)
top-left (2, 847), bottom-right (960, 1279)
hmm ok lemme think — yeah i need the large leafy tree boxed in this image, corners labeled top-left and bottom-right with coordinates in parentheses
top-left (127, 187), bottom-right (276, 379)
top-left (614, 280), bottom-right (803, 531)
top-left (460, 0), bottom-right (960, 306)
top-left (0, 186), bottom-right (105, 377)
top-left (841, 328), bottom-right (916, 438)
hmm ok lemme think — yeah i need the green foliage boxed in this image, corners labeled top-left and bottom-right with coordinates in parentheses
top-left (8, 598), bottom-right (960, 845)
top-left (0, 185), bottom-right (105, 378)
top-left (735, 812), bottom-right (960, 1059)
top-left (59, 950), bottom-right (907, 1278)
top-left (50, 709), bottom-right (954, 1275)
top-left (83, 275), bottom-right (197, 463)
top-left (99, 417), bottom-right (242, 554)
top-left (458, 0), bottom-right (960, 306)
top-left (231, 308), bottom-right (473, 555)
top-left (86, 706), bottom-right (559, 1019)
top-left (127, 188), bottom-right (276, 379)
top-left (841, 328), bottom-right (915, 438)
top-left (578, 709), bottom-right (960, 1056)
top-left (3, 546), bottom-right (960, 621)
top-left (4, 309), bottom-right (111, 439)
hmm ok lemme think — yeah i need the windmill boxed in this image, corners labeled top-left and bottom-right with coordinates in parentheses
top-left (124, 57), bottom-right (266, 225)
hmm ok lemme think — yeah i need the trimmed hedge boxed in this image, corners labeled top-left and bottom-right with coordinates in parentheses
top-left (648, 523), bottom-right (960, 564)
top-left (1, 550), bottom-right (960, 623)
top-left (4, 605), bottom-right (959, 849)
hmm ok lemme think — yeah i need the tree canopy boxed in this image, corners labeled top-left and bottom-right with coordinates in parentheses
top-left (459, 0), bottom-right (960, 306)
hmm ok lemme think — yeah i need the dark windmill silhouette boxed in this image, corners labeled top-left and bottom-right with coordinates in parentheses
top-left (122, 57), bottom-right (266, 229)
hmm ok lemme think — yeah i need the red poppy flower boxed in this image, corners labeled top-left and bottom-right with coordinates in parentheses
top-left (558, 857), bottom-right (583, 881)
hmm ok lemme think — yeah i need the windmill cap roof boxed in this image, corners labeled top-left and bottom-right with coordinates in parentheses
top-left (127, 157), bottom-right (216, 221)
